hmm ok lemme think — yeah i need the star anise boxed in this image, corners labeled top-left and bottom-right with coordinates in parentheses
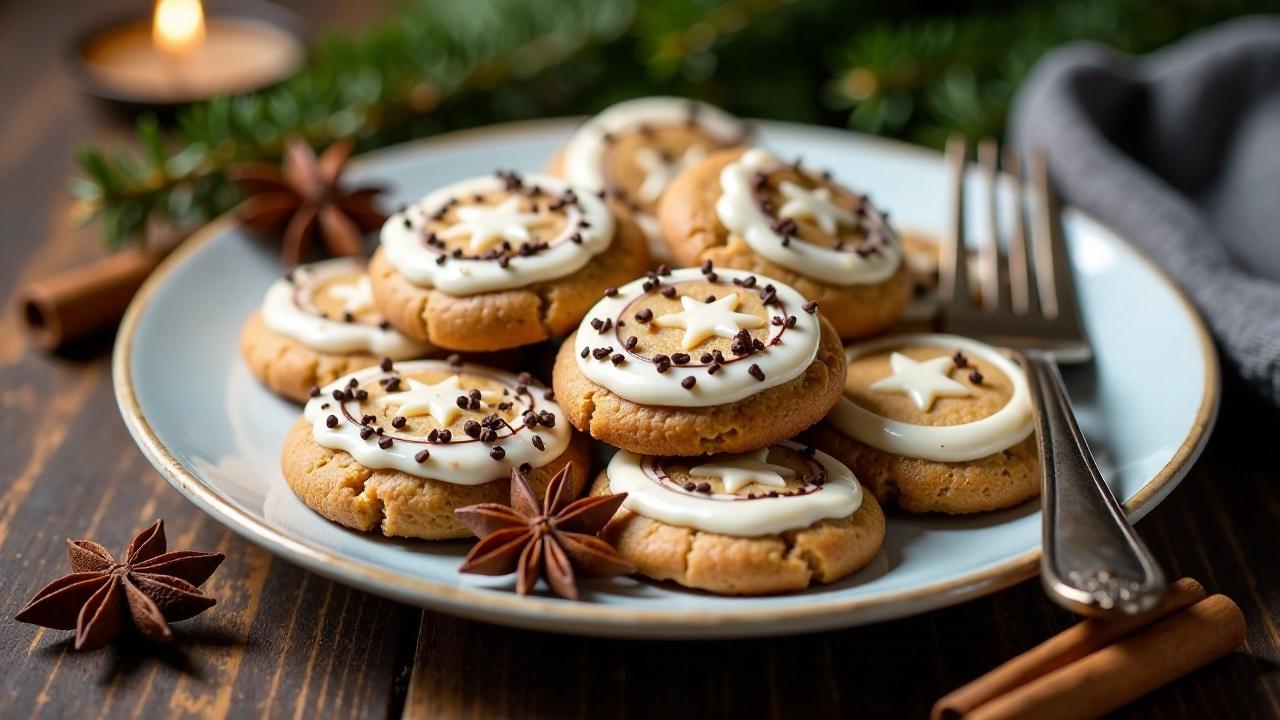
top-left (456, 464), bottom-right (635, 600)
top-left (227, 136), bottom-right (387, 268)
top-left (15, 520), bottom-right (225, 651)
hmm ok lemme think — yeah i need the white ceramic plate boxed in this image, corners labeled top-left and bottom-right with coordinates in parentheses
top-left (114, 119), bottom-right (1218, 639)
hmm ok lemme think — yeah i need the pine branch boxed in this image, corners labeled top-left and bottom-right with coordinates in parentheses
top-left (76, 0), bottom-right (1274, 247)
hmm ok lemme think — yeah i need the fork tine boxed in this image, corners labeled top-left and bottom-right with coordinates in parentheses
top-left (977, 138), bottom-right (1002, 312)
top-left (940, 135), bottom-right (971, 310)
top-left (1003, 147), bottom-right (1034, 316)
top-left (1028, 151), bottom-right (1064, 319)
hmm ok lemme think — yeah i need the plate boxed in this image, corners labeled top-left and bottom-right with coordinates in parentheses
top-left (113, 118), bottom-right (1218, 638)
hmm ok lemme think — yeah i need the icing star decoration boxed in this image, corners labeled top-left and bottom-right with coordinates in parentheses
top-left (688, 449), bottom-right (794, 493)
top-left (777, 180), bottom-right (858, 235)
top-left (325, 275), bottom-right (375, 315)
top-left (377, 375), bottom-right (499, 426)
top-left (870, 352), bottom-right (971, 411)
top-left (634, 145), bottom-right (708, 203)
top-left (440, 197), bottom-right (549, 254)
top-left (655, 293), bottom-right (764, 350)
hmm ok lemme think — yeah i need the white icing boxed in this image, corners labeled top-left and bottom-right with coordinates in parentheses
top-left (607, 442), bottom-right (863, 536)
top-left (303, 360), bottom-right (571, 484)
top-left (653, 293), bottom-right (764, 351)
top-left (688, 449), bottom-right (792, 493)
top-left (777, 180), bottom-right (858, 235)
top-left (716, 148), bottom-right (903, 286)
top-left (376, 375), bottom-right (499, 427)
top-left (869, 352), bottom-right (971, 411)
top-left (828, 334), bottom-right (1034, 463)
top-left (561, 96), bottom-right (746, 197)
top-left (633, 144), bottom-right (708, 203)
top-left (325, 275), bottom-right (376, 315)
top-left (261, 257), bottom-right (432, 359)
top-left (561, 96), bottom-right (746, 263)
top-left (439, 197), bottom-right (550, 253)
top-left (573, 268), bottom-right (820, 408)
top-left (380, 174), bottom-right (614, 296)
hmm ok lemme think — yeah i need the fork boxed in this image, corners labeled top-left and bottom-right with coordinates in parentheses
top-left (937, 135), bottom-right (1166, 617)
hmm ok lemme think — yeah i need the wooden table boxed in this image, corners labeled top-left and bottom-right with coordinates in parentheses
top-left (2, 2), bottom-right (1278, 717)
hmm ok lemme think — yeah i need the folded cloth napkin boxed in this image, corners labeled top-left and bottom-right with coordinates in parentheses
top-left (1011, 17), bottom-right (1280, 403)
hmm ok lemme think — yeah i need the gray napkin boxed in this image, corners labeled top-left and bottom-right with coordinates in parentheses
top-left (1011, 17), bottom-right (1280, 403)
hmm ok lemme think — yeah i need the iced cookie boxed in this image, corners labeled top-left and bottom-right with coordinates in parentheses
top-left (282, 358), bottom-right (592, 539)
top-left (370, 171), bottom-right (649, 352)
top-left (591, 441), bottom-right (884, 595)
top-left (240, 257), bottom-right (435, 402)
top-left (658, 147), bottom-right (914, 340)
top-left (552, 265), bottom-right (846, 456)
top-left (549, 96), bottom-right (750, 264)
top-left (804, 334), bottom-right (1038, 514)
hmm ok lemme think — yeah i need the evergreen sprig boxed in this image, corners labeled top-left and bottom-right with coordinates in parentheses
top-left (75, 0), bottom-right (1272, 247)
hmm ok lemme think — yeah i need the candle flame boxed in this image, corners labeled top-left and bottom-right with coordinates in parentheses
top-left (153, 0), bottom-right (206, 55)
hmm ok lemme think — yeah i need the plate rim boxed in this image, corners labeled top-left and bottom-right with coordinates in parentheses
top-left (111, 117), bottom-right (1221, 635)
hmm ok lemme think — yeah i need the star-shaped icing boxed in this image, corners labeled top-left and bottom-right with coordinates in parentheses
top-left (654, 293), bottom-right (764, 350)
top-left (869, 352), bottom-right (971, 411)
top-left (325, 275), bottom-right (375, 315)
top-left (439, 197), bottom-right (550, 254)
top-left (777, 180), bottom-right (858, 235)
top-left (376, 375), bottom-right (499, 426)
top-left (688, 448), bottom-right (794, 493)
top-left (634, 144), bottom-right (708, 203)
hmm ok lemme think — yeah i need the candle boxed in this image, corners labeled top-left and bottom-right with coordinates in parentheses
top-left (73, 0), bottom-right (304, 107)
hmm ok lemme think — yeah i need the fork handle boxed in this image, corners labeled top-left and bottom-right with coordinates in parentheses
top-left (1027, 351), bottom-right (1167, 617)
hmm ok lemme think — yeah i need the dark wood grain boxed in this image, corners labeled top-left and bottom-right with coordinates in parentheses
top-left (0, 2), bottom-right (1277, 719)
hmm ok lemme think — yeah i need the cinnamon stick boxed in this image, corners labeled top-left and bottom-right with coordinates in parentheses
top-left (15, 247), bottom-right (167, 351)
top-left (932, 577), bottom-right (1207, 719)
top-left (968, 594), bottom-right (1244, 720)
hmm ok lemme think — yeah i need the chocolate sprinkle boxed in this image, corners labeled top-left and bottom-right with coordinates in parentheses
top-left (378, 436), bottom-right (394, 449)
top-left (611, 354), bottom-right (625, 366)
top-left (953, 352), bottom-right (969, 368)
top-left (580, 347), bottom-right (590, 359)
top-left (309, 386), bottom-right (321, 398)
top-left (682, 481), bottom-right (696, 492)
top-left (380, 357), bottom-right (394, 372)
top-left (415, 449), bottom-right (430, 463)
top-left (748, 364), bottom-right (766, 381)
top-left (681, 376), bottom-right (697, 389)
top-left (532, 435), bottom-right (545, 451)
top-left (661, 286), bottom-right (677, 298)
top-left (464, 420), bottom-right (481, 438)
top-left (392, 416), bottom-right (407, 429)
top-left (803, 300), bottom-right (819, 314)
top-left (325, 415), bottom-right (338, 428)
top-left (635, 308), bottom-right (653, 323)
top-left (696, 482), bottom-right (711, 494)
top-left (625, 336), bottom-right (638, 351)
top-left (969, 370), bottom-right (984, 384)
top-left (359, 427), bottom-right (375, 440)
top-left (490, 447), bottom-right (506, 460)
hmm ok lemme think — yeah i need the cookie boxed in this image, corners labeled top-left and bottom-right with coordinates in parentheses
top-left (370, 171), bottom-right (649, 352)
top-left (281, 358), bottom-right (592, 539)
top-left (591, 441), bottom-right (884, 595)
top-left (549, 96), bottom-right (751, 264)
top-left (803, 333), bottom-right (1039, 514)
top-left (240, 257), bottom-right (435, 402)
top-left (552, 265), bottom-right (846, 456)
top-left (658, 147), bottom-right (914, 340)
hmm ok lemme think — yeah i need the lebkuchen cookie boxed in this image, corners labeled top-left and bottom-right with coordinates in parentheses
top-left (804, 333), bottom-right (1039, 514)
top-left (240, 257), bottom-right (435, 402)
top-left (591, 440), bottom-right (884, 595)
top-left (548, 96), bottom-right (751, 265)
top-left (369, 170), bottom-right (649, 352)
top-left (552, 265), bottom-right (846, 457)
top-left (658, 147), bottom-right (914, 340)
top-left (281, 358), bottom-right (592, 539)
